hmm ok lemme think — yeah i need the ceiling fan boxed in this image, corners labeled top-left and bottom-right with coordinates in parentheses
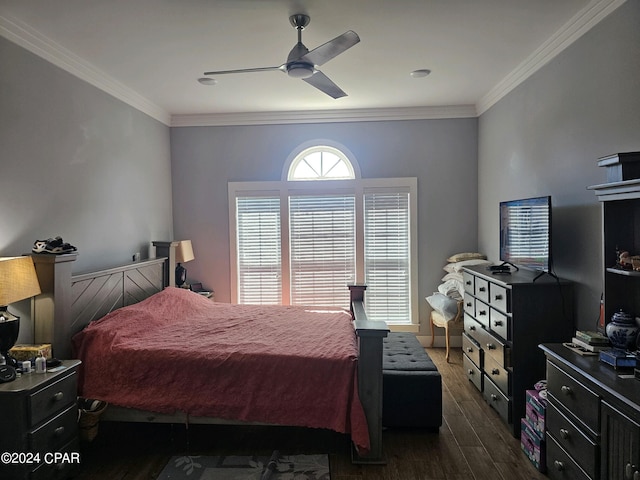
top-left (201, 14), bottom-right (360, 99)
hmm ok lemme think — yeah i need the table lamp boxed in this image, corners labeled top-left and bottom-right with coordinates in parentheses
top-left (0, 256), bottom-right (41, 366)
top-left (175, 240), bottom-right (195, 287)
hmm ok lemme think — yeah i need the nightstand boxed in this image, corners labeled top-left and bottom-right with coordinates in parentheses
top-left (0, 359), bottom-right (81, 479)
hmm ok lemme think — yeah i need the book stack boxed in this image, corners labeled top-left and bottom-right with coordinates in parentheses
top-left (571, 330), bottom-right (610, 352)
top-left (563, 330), bottom-right (610, 355)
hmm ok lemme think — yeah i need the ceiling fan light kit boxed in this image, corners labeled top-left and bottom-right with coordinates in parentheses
top-left (201, 14), bottom-right (359, 98)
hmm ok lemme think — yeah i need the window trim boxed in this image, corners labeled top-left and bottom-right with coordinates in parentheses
top-left (228, 177), bottom-right (419, 325)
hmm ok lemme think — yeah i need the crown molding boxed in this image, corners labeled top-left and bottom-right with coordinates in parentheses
top-left (170, 105), bottom-right (478, 127)
top-left (477, 0), bottom-right (627, 115)
top-left (2, 0), bottom-right (625, 126)
top-left (0, 14), bottom-right (171, 126)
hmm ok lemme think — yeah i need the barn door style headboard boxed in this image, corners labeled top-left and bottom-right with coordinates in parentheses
top-left (31, 241), bottom-right (176, 359)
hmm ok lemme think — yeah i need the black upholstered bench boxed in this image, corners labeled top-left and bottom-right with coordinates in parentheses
top-left (382, 332), bottom-right (442, 430)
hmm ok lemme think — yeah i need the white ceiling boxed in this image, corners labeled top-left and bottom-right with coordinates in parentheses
top-left (0, 0), bottom-right (624, 125)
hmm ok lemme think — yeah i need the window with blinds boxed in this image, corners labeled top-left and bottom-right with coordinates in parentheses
top-left (289, 195), bottom-right (356, 307)
top-left (229, 145), bottom-right (418, 324)
top-left (236, 196), bottom-right (282, 304)
top-left (364, 191), bottom-right (411, 323)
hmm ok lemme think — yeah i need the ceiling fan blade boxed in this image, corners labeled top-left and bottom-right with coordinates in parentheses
top-left (300, 31), bottom-right (360, 67)
top-left (302, 71), bottom-right (347, 98)
top-left (203, 65), bottom-right (285, 76)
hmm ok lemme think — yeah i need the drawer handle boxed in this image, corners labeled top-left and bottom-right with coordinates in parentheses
top-left (466, 347), bottom-right (473, 353)
top-left (466, 281), bottom-right (472, 286)
top-left (561, 385), bottom-right (573, 396)
top-left (468, 369), bottom-right (474, 375)
top-left (479, 287), bottom-right (486, 292)
top-left (554, 460), bottom-right (565, 471)
top-left (53, 391), bottom-right (64, 402)
top-left (54, 426), bottom-right (65, 437)
top-left (478, 310), bottom-right (487, 316)
top-left (493, 320), bottom-right (503, 327)
top-left (469, 325), bottom-right (476, 331)
top-left (494, 294), bottom-right (503, 300)
top-left (486, 343), bottom-right (495, 350)
top-left (491, 368), bottom-right (499, 375)
top-left (466, 302), bottom-right (472, 307)
top-left (490, 394), bottom-right (498, 402)
top-left (559, 428), bottom-right (570, 439)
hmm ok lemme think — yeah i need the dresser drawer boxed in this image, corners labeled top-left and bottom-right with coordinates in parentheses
top-left (463, 313), bottom-right (483, 343)
top-left (462, 332), bottom-right (481, 367)
top-left (547, 362), bottom-right (599, 434)
top-left (29, 373), bottom-right (77, 427)
top-left (474, 299), bottom-right (490, 328)
top-left (546, 400), bottom-right (598, 478)
top-left (475, 277), bottom-right (489, 303)
top-left (489, 283), bottom-right (509, 312)
top-left (463, 271), bottom-right (475, 295)
top-left (481, 330), bottom-right (510, 368)
top-left (483, 375), bottom-right (511, 424)
top-left (463, 295), bottom-right (475, 317)
top-left (30, 437), bottom-right (80, 480)
top-left (29, 403), bottom-right (78, 454)
top-left (546, 434), bottom-right (592, 480)
top-left (484, 354), bottom-right (510, 395)
top-left (463, 353), bottom-right (483, 391)
top-left (490, 308), bottom-right (510, 341)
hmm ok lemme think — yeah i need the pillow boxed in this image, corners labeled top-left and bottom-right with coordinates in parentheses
top-left (441, 272), bottom-right (464, 283)
top-left (438, 279), bottom-right (464, 299)
top-left (443, 258), bottom-right (491, 273)
top-left (426, 293), bottom-right (460, 321)
top-left (447, 252), bottom-right (487, 263)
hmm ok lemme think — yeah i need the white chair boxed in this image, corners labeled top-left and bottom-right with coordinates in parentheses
top-left (429, 299), bottom-right (463, 362)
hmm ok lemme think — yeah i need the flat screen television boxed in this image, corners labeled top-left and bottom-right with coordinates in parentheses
top-left (499, 195), bottom-right (552, 272)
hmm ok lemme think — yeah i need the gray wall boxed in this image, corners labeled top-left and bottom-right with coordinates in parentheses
top-left (0, 37), bottom-right (174, 342)
top-left (478, 1), bottom-right (640, 329)
top-left (170, 118), bottom-right (478, 331)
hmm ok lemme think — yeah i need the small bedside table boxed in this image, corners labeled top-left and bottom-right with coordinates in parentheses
top-left (0, 359), bottom-right (81, 480)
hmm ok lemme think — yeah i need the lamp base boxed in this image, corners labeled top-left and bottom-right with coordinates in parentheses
top-left (175, 263), bottom-right (187, 287)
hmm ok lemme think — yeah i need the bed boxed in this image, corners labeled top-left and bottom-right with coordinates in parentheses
top-left (29, 242), bottom-right (389, 463)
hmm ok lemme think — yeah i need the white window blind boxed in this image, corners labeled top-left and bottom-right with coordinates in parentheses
top-left (364, 191), bottom-right (411, 323)
top-left (236, 196), bottom-right (282, 304)
top-left (289, 195), bottom-right (356, 307)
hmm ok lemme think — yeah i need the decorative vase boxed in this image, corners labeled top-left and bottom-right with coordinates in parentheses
top-left (606, 310), bottom-right (639, 350)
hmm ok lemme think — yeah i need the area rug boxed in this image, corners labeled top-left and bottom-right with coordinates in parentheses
top-left (157, 452), bottom-right (330, 480)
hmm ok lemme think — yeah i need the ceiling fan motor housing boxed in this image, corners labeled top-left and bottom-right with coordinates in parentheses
top-left (287, 61), bottom-right (314, 78)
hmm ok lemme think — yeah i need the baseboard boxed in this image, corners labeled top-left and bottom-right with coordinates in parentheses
top-left (416, 333), bottom-right (463, 349)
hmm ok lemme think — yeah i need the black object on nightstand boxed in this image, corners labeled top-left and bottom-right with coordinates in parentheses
top-left (0, 359), bottom-right (81, 479)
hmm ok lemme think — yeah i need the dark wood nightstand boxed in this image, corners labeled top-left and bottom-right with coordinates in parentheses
top-left (0, 359), bottom-right (81, 479)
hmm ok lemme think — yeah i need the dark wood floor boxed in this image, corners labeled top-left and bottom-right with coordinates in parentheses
top-left (73, 347), bottom-right (547, 480)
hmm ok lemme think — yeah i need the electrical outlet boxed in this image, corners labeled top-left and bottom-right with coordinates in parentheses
top-left (133, 252), bottom-right (140, 262)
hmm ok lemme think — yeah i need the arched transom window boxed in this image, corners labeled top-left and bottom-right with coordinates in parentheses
top-left (288, 146), bottom-right (355, 180)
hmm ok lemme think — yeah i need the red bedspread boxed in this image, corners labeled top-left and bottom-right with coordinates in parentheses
top-left (72, 287), bottom-right (369, 452)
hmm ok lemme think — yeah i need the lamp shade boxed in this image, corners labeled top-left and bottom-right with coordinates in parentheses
top-left (175, 240), bottom-right (195, 264)
top-left (0, 256), bottom-right (41, 306)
